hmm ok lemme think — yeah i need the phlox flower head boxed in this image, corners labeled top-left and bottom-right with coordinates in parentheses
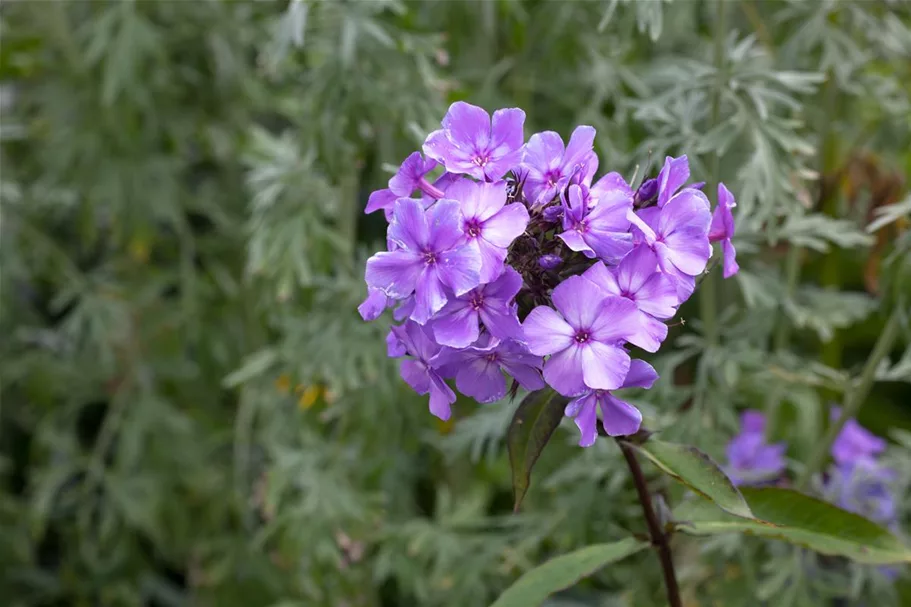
top-left (361, 102), bottom-right (740, 441)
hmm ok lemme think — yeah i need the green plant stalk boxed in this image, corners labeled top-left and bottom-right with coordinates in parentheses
top-left (617, 439), bottom-right (682, 607)
top-left (796, 308), bottom-right (902, 489)
top-left (701, 0), bottom-right (728, 347)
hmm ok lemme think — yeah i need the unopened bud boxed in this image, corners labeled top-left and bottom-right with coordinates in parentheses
top-left (538, 254), bottom-right (563, 270)
top-left (634, 178), bottom-right (658, 205)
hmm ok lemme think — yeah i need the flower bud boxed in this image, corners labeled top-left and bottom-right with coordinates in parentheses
top-left (538, 254), bottom-right (563, 270)
top-left (634, 178), bottom-right (658, 205)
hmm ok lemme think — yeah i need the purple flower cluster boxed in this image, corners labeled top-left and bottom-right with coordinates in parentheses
top-left (723, 408), bottom-right (898, 529)
top-left (361, 101), bottom-right (739, 444)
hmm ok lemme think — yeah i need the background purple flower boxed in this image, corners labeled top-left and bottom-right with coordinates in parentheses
top-left (520, 126), bottom-right (598, 206)
top-left (431, 267), bottom-right (524, 348)
top-left (522, 275), bottom-right (639, 396)
top-left (558, 184), bottom-right (632, 263)
top-left (825, 459), bottom-right (898, 527)
top-left (564, 359), bottom-right (658, 446)
top-left (447, 179), bottom-right (529, 283)
top-left (724, 410), bottom-right (787, 486)
top-left (392, 321), bottom-right (456, 420)
top-left (365, 198), bottom-right (481, 324)
top-left (709, 183), bottom-right (739, 278)
top-left (436, 336), bottom-right (544, 403)
top-left (423, 102), bottom-right (526, 181)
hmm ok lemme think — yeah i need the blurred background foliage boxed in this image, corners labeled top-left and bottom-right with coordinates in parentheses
top-left (1, 1), bottom-right (910, 606)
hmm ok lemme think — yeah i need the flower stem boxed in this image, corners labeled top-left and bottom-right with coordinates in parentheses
top-left (617, 439), bottom-right (682, 607)
top-left (796, 308), bottom-right (903, 489)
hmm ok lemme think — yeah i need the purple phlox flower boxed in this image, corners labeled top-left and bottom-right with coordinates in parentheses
top-left (558, 182), bottom-right (633, 263)
top-left (423, 102), bottom-right (526, 181)
top-left (446, 179), bottom-right (530, 283)
top-left (365, 152), bottom-right (444, 216)
top-left (392, 321), bottom-right (456, 420)
top-left (565, 359), bottom-right (658, 446)
top-left (522, 275), bottom-right (640, 397)
top-left (709, 183), bottom-right (739, 279)
top-left (393, 296), bottom-right (415, 322)
top-left (365, 198), bottom-right (481, 324)
top-left (725, 410), bottom-right (787, 486)
top-left (656, 155), bottom-right (690, 208)
top-left (358, 287), bottom-right (390, 321)
top-left (582, 247), bottom-right (678, 353)
top-left (436, 335), bottom-right (544, 404)
top-left (825, 459), bottom-right (898, 526)
top-left (431, 266), bottom-right (524, 348)
top-left (628, 188), bottom-right (711, 301)
top-left (521, 126), bottom-right (598, 207)
top-left (831, 411), bottom-right (886, 468)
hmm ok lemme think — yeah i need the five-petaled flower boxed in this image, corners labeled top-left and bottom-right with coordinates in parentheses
top-left (423, 102), bottom-right (526, 182)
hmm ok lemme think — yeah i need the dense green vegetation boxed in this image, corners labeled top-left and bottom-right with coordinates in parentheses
top-left (1, 1), bottom-right (909, 606)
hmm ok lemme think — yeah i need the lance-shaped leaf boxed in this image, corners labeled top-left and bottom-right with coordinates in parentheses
top-left (634, 438), bottom-right (753, 519)
top-left (507, 388), bottom-right (568, 512)
top-left (674, 487), bottom-right (911, 565)
top-left (489, 537), bottom-right (649, 607)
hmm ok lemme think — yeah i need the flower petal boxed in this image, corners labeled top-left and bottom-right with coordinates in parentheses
top-left (426, 199), bottom-right (467, 251)
top-left (580, 341), bottom-right (630, 391)
top-left (588, 295), bottom-right (640, 343)
top-left (622, 359), bottom-right (659, 389)
top-left (551, 275), bottom-right (606, 329)
top-left (411, 271), bottom-right (448, 324)
top-left (658, 189), bottom-right (711, 236)
top-left (441, 101), bottom-right (491, 150)
top-left (400, 359), bottom-right (431, 394)
top-left (557, 229), bottom-right (596, 258)
top-left (522, 131), bottom-right (564, 172)
top-left (590, 171), bottom-right (634, 208)
top-left (657, 155), bottom-right (690, 208)
top-left (476, 239), bottom-right (508, 284)
top-left (484, 266), bottom-right (523, 302)
top-left (599, 394), bottom-right (642, 436)
top-left (635, 271), bottom-right (679, 319)
top-left (365, 188), bottom-right (398, 215)
top-left (663, 227), bottom-right (712, 276)
top-left (479, 302), bottom-right (524, 342)
top-left (722, 239), bottom-right (740, 279)
top-left (388, 198), bottom-right (430, 250)
top-left (432, 300), bottom-right (479, 348)
top-left (522, 306), bottom-right (574, 355)
top-left (582, 261), bottom-right (621, 296)
top-left (543, 344), bottom-right (587, 396)
top-left (617, 246), bottom-right (659, 294)
top-left (423, 130), bottom-right (479, 178)
top-left (481, 202), bottom-right (529, 248)
top-left (428, 373), bottom-right (456, 420)
top-left (358, 288), bottom-right (388, 321)
top-left (562, 125), bottom-right (596, 171)
top-left (501, 360), bottom-right (545, 392)
top-left (365, 250), bottom-right (423, 298)
top-left (389, 152), bottom-right (437, 196)
top-left (456, 358), bottom-right (506, 403)
top-left (625, 310), bottom-right (668, 353)
top-left (490, 108), bottom-right (526, 154)
top-left (566, 392), bottom-right (599, 447)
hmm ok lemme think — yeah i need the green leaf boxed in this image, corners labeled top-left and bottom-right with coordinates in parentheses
top-left (489, 537), bottom-right (649, 607)
top-left (634, 439), bottom-right (754, 519)
top-left (674, 488), bottom-right (911, 565)
top-left (507, 388), bottom-right (568, 512)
